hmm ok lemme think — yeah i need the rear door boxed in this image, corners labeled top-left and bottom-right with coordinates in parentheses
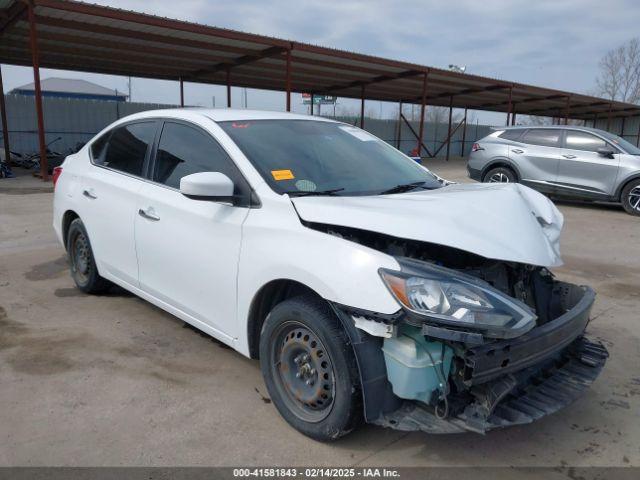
top-left (81, 121), bottom-right (157, 287)
top-left (134, 120), bottom-right (252, 340)
top-left (513, 128), bottom-right (563, 192)
top-left (557, 129), bottom-right (621, 197)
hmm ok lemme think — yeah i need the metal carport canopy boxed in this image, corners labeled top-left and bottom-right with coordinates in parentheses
top-left (1, 0), bottom-right (639, 120)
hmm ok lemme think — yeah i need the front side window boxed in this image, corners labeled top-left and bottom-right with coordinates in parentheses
top-left (93, 122), bottom-right (156, 176)
top-left (520, 129), bottom-right (561, 148)
top-left (153, 122), bottom-right (248, 195)
top-left (599, 130), bottom-right (640, 155)
top-left (218, 120), bottom-right (442, 196)
top-left (564, 130), bottom-right (607, 152)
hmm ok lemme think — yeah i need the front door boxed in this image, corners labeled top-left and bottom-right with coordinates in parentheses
top-left (556, 129), bottom-right (620, 197)
top-left (134, 121), bottom-right (252, 340)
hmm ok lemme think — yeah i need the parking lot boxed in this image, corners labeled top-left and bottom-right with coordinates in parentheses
top-left (0, 158), bottom-right (638, 468)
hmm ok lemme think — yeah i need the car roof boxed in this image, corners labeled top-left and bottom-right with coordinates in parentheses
top-left (497, 125), bottom-right (609, 135)
top-left (113, 108), bottom-right (339, 124)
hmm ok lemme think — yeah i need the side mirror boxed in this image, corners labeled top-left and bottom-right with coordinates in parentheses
top-left (180, 172), bottom-right (234, 202)
top-left (597, 147), bottom-right (615, 158)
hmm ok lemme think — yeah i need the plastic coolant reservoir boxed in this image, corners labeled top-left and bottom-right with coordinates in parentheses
top-left (382, 326), bottom-right (453, 405)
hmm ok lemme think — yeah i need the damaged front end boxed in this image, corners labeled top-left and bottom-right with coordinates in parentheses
top-left (324, 225), bottom-right (609, 434)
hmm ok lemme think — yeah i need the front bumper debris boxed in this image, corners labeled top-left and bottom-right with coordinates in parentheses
top-left (374, 336), bottom-right (608, 434)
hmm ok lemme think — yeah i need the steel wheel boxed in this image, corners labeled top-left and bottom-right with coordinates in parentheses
top-left (628, 185), bottom-right (640, 212)
top-left (489, 172), bottom-right (510, 183)
top-left (70, 230), bottom-right (91, 285)
top-left (270, 321), bottom-right (336, 423)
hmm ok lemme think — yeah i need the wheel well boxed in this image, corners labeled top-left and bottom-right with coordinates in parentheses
top-left (247, 279), bottom-right (324, 359)
top-left (482, 161), bottom-right (519, 182)
top-left (61, 210), bottom-right (79, 250)
top-left (616, 175), bottom-right (640, 201)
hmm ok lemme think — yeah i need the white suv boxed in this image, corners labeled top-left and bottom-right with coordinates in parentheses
top-left (53, 109), bottom-right (608, 440)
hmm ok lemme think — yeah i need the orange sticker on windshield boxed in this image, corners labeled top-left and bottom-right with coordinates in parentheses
top-left (271, 169), bottom-right (295, 181)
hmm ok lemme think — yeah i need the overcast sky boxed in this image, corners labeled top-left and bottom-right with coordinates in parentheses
top-left (3, 0), bottom-right (640, 123)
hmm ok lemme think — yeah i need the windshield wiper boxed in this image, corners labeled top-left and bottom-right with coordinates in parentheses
top-left (378, 181), bottom-right (431, 195)
top-left (285, 188), bottom-right (345, 197)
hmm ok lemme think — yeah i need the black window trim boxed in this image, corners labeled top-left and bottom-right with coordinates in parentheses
top-left (88, 119), bottom-right (160, 180)
top-left (147, 118), bottom-right (260, 208)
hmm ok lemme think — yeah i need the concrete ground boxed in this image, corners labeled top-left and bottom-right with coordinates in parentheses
top-left (0, 161), bottom-right (638, 468)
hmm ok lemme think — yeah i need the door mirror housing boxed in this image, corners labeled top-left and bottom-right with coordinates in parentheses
top-left (180, 172), bottom-right (235, 201)
top-left (597, 147), bottom-right (615, 158)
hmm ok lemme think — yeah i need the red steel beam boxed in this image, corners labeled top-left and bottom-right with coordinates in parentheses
top-left (0, 1), bottom-right (27, 36)
top-left (27, 2), bottom-right (47, 181)
top-left (188, 46), bottom-right (287, 79)
top-left (446, 96), bottom-right (453, 161)
top-left (360, 85), bottom-right (365, 128)
top-left (285, 49), bottom-right (291, 112)
top-left (417, 72), bottom-right (428, 157)
top-left (321, 69), bottom-right (423, 94)
top-left (226, 68), bottom-right (231, 107)
top-left (0, 64), bottom-right (10, 165)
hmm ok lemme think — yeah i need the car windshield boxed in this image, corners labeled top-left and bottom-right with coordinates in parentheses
top-left (599, 130), bottom-right (640, 155)
top-left (218, 119), bottom-right (442, 196)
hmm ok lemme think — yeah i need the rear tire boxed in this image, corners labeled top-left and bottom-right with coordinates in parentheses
top-left (483, 166), bottom-right (516, 183)
top-left (259, 294), bottom-right (363, 441)
top-left (621, 179), bottom-right (640, 216)
top-left (66, 218), bottom-right (111, 293)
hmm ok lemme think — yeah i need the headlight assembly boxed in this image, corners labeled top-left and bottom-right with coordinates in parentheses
top-left (380, 262), bottom-right (536, 339)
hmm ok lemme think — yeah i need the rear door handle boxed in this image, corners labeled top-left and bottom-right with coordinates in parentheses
top-left (511, 149), bottom-right (524, 154)
top-left (562, 154), bottom-right (577, 159)
top-left (82, 189), bottom-right (97, 199)
top-left (138, 207), bottom-right (160, 221)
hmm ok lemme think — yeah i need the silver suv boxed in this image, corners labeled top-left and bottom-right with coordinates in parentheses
top-left (467, 126), bottom-right (640, 215)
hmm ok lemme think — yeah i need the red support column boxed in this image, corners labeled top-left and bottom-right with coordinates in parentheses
top-left (0, 65), bottom-right (11, 167)
top-left (179, 77), bottom-right (184, 107)
top-left (621, 116), bottom-right (626, 138)
top-left (28, 3), bottom-right (48, 181)
top-left (511, 105), bottom-right (517, 125)
top-left (360, 85), bottom-right (365, 128)
top-left (396, 100), bottom-right (402, 149)
top-left (564, 96), bottom-right (570, 125)
top-left (506, 86), bottom-right (512, 126)
top-left (417, 71), bottom-right (428, 158)
top-left (445, 96), bottom-right (453, 161)
top-left (636, 115), bottom-right (640, 147)
top-left (606, 103), bottom-right (612, 131)
top-left (461, 106), bottom-right (468, 157)
top-left (310, 94), bottom-right (314, 115)
top-left (226, 68), bottom-right (231, 108)
top-left (285, 49), bottom-right (292, 112)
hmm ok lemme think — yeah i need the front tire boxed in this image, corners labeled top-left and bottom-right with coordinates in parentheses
top-left (66, 218), bottom-right (111, 293)
top-left (621, 179), bottom-right (640, 216)
top-left (259, 295), bottom-right (362, 441)
top-left (483, 166), bottom-right (516, 183)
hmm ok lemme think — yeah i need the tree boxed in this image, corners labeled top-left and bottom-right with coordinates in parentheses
top-left (595, 38), bottom-right (640, 104)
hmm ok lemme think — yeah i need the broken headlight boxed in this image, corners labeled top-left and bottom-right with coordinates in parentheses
top-left (380, 262), bottom-right (536, 338)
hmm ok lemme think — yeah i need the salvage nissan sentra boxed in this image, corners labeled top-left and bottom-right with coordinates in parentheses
top-left (52, 109), bottom-right (608, 441)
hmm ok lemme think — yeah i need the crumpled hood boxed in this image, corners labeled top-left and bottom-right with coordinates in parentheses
top-left (291, 183), bottom-right (564, 267)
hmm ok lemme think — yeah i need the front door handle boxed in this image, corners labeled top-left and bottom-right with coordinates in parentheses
top-left (138, 208), bottom-right (160, 221)
top-left (562, 154), bottom-right (577, 159)
top-left (511, 149), bottom-right (524, 154)
top-left (82, 189), bottom-right (97, 199)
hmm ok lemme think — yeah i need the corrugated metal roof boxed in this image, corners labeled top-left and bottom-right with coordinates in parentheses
top-left (1, 0), bottom-right (638, 120)
top-left (12, 77), bottom-right (126, 97)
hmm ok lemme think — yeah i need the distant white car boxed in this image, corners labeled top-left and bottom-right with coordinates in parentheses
top-left (53, 109), bottom-right (607, 440)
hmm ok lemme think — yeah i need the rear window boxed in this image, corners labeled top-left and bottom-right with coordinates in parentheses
top-left (92, 122), bottom-right (156, 177)
top-left (498, 129), bottom-right (524, 141)
top-left (520, 129), bottom-right (561, 148)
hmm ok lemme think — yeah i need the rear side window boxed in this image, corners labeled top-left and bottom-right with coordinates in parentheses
top-left (92, 122), bottom-right (156, 176)
top-left (520, 129), bottom-right (561, 147)
top-left (153, 122), bottom-right (249, 196)
top-left (565, 130), bottom-right (607, 152)
top-left (498, 129), bottom-right (524, 141)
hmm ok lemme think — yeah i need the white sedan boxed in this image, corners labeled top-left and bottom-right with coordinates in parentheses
top-left (53, 109), bottom-right (607, 440)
